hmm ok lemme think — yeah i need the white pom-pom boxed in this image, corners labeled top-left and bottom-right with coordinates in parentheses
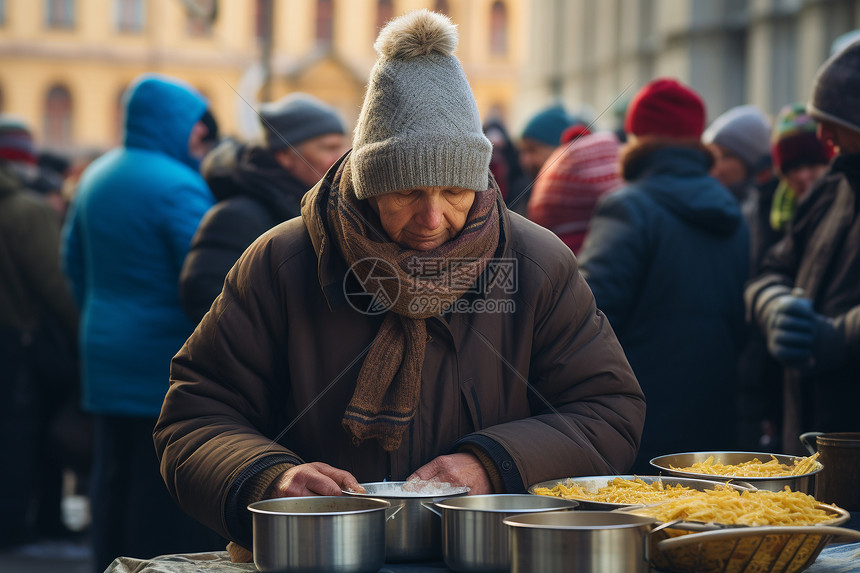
top-left (374, 9), bottom-right (458, 60)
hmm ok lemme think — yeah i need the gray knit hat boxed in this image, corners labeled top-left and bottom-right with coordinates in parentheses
top-left (702, 105), bottom-right (772, 173)
top-left (350, 10), bottom-right (492, 199)
top-left (808, 39), bottom-right (860, 135)
top-left (258, 93), bottom-right (345, 151)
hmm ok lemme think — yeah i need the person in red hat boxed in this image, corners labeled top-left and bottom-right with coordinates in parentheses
top-left (0, 114), bottom-right (80, 547)
top-left (578, 78), bottom-right (750, 472)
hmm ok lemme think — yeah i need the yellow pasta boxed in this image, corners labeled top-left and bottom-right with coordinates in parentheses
top-left (629, 486), bottom-right (834, 526)
top-left (534, 477), bottom-right (702, 504)
top-left (669, 452), bottom-right (820, 477)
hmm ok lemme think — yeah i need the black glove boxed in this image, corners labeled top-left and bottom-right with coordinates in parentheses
top-left (763, 295), bottom-right (846, 372)
top-left (763, 295), bottom-right (815, 369)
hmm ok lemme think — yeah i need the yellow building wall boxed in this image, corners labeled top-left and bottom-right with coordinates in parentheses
top-left (0, 0), bottom-right (522, 155)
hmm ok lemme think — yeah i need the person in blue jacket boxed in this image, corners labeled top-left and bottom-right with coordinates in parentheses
top-left (578, 78), bottom-right (750, 472)
top-left (61, 73), bottom-right (222, 572)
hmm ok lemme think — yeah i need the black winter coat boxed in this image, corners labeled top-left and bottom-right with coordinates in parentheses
top-left (180, 141), bottom-right (310, 322)
top-left (578, 147), bottom-right (750, 471)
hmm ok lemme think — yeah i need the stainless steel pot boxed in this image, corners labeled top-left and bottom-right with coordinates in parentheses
top-left (650, 451), bottom-right (822, 494)
top-left (343, 481), bottom-right (469, 562)
top-left (428, 494), bottom-right (578, 573)
top-left (801, 431), bottom-right (860, 510)
top-left (248, 496), bottom-right (397, 573)
top-left (503, 511), bottom-right (657, 573)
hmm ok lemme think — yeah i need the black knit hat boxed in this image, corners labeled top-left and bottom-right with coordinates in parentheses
top-left (258, 93), bottom-right (344, 151)
top-left (808, 39), bottom-right (860, 135)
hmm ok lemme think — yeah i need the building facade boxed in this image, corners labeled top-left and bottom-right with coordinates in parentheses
top-left (520, 0), bottom-right (860, 130)
top-left (0, 0), bottom-right (524, 155)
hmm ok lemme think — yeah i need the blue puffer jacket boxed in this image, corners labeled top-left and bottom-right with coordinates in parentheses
top-left (579, 147), bottom-right (749, 470)
top-left (62, 74), bottom-right (214, 417)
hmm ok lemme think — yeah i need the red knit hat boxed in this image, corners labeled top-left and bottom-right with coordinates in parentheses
top-left (625, 78), bottom-right (706, 139)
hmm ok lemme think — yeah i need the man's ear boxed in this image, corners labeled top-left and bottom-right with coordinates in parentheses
top-left (273, 149), bottom-right (295, 171)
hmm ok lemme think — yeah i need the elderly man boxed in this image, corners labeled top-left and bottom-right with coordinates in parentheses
top-left (155, 10), bottom-right (644, 550)
top-left (746, 39), bottom-right (860, 454)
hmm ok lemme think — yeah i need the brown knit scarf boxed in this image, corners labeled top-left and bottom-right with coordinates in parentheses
top-left (302, 155), bottom-right (501, 451)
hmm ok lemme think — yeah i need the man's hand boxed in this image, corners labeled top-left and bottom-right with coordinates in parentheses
top-left (764, 295), bottom-right (816, 368)
top-left (407, 453), bottom-right (493, 495)
top-left (266, 462), bottom-right (365, 498)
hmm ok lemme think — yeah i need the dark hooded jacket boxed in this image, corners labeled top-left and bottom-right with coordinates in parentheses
top-left (579, 146), bottom-right (749, 471)
top-left (179, 139), bottom-right (310, 322)
top-left (155, 156), bottom-right (646, 546)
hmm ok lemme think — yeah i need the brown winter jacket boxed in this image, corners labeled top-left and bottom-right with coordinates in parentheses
top-left (154, 166), bottom-right (645, 546)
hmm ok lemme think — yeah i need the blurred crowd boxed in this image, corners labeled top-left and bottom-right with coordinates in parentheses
top-left (2, 22), bottom-right (859, 573)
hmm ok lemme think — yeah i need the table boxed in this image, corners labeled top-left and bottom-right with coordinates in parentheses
top-left (105, 542), bottom-right (860, 573)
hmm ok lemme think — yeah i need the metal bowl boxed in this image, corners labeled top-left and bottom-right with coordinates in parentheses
top-left (503, 511), bottom-right (657, 573)
top-left (343, 481), bottom-right (469, 562)
top-left (248, 496), bottom-right (393, 573)
top-left (430, 494), bottom-right (578, 573)
top-left (649, 451), bottom-right (823, 494)
top-left (528, 475), bottom-right (753, 510)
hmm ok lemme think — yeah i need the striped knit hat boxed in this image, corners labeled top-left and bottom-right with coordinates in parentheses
top-left (0, 115), bottom-right (36, 165)
top-left (771, 103), bottom-right (831, 176)
top-left (528, 131), bottom-right (623, 253)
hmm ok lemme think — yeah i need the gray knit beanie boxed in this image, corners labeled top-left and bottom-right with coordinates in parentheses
top-left (258, 93), bottom-right (345, 151)
top-left (350, 10), bottom-right (492, 199)
top-left (808, 39), bottom-right (860, 135)
top-left (702, 105), bottom-right (772, 173)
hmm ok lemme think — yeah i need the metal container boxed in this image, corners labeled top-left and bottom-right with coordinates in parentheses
top-left (650, 451), bottom-right (822, 494)
top-left (429, 494), bottom-right (578, 573)
top-left (800, 431), bottom-right (860, 510)
top-left (343, 481), bottom-right (469, 562)
top-left (528, 475), bottom-right (753, 510)
top-left (248, 496), bottom-right (394, 573)
top-left (504, 511), bottom-right (657, 573)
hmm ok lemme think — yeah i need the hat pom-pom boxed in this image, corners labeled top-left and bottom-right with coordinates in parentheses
top-left (374, 9), bottom-right (458, 60)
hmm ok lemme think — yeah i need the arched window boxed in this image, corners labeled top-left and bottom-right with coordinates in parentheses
top-left (115, 85), bottom-right (128, 144)
top-left (45, 0), bottom-right (75, 29)
top-left (186, 0), bottom-right (216, 37)
top-left (316, 0), bottom-right (334, 47)
top-left (43, 84), bottom-right (73, 146)
top-left (433, 0), bottom-right (449, 16)
top-left (114, 0), bottom-right (145, 33)
top-left (376, 0), bottom-right (393, 32)
top-left (489, 1), bottom-right (508, 56)
top-left (255, 0), bottom-right (273, 41)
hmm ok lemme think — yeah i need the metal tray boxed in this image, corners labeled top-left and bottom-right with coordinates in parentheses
top-left (649, 451), bottom-right (823, 494)
top-left (528, 475), bottom-right (752, 510)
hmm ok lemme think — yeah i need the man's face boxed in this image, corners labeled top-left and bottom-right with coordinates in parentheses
top-left (188, 121), bottom-right (211, 161)
top-left (368, 186), bottom-right (476, 251)
top-left (785, 164), bottom-right (829, 199)
top-left (708, 143), bottom-right (749, 188)
top-left (275, 133), bottom-right (347, 188)
top-left (817, 121), bottom-right (860, 155)
top-left (518, 138), bottom-right (557, 178)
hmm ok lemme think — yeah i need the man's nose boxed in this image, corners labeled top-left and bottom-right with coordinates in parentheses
top-left (415, 194), bottom-right (444, 229)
